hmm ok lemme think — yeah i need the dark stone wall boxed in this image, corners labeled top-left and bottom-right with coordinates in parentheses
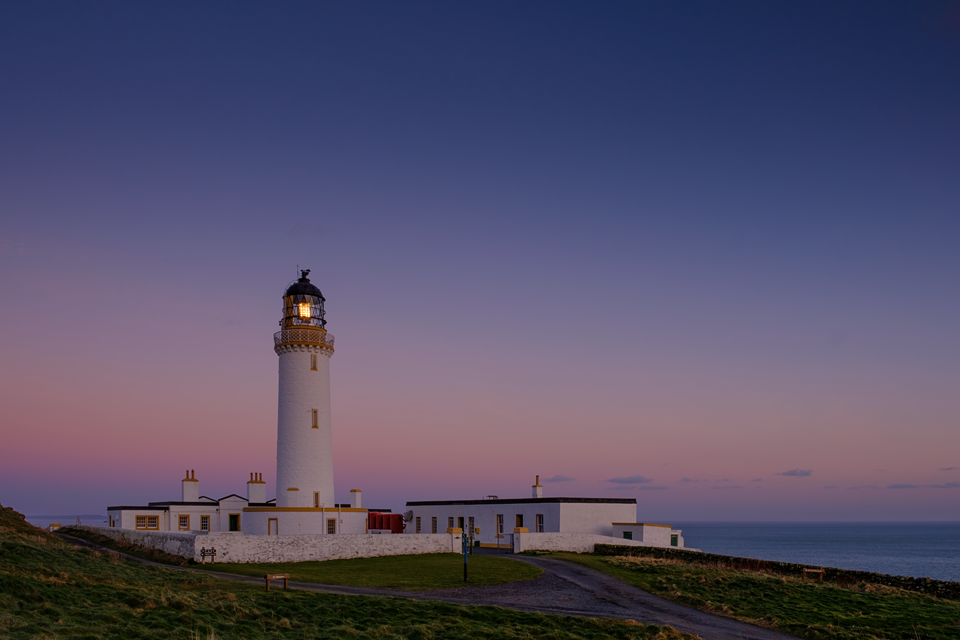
top-left (595, 544), bottom-right (960, 600)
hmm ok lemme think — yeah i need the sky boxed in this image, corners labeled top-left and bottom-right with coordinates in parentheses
top-left (1, 1), bottom-right (959, 521)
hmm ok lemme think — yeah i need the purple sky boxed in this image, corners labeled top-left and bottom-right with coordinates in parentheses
top-left (1, 2), bottom-right (959, 520)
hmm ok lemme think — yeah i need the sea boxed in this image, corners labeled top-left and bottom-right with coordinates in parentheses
top-left (24, 516), bottom-right (959, 582)
top-left (673, 522), bottom-right (960, 582)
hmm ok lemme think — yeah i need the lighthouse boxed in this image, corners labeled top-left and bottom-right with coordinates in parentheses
top-left (274, 270), bottom-right (336, 509)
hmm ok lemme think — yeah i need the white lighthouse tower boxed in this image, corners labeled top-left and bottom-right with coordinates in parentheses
top-left (274, 270), bottom-right (336, 509)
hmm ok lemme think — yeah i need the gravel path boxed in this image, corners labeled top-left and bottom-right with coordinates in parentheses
top-left (59, 534), bottom-right (798, 640)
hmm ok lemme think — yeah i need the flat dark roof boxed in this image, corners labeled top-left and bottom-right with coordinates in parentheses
top-left (107, 506), bottom-right (168, 511)
top-left (147, 501), bottom-right (221, 507)
top-left (406, 497), bottom-right (636, 507)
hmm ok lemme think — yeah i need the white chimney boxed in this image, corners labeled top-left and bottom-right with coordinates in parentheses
top-left (532, 475), bottom-right (543, 499)
top-left (350, 489), bottom-right (361, 509)
top-left (182, 470), bottom-right (199, 501)
top-left (247, 472), bottom-right (266, 504)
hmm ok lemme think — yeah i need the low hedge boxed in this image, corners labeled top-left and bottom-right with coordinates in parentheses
top-left (595, 544), bottom-right (960, 600)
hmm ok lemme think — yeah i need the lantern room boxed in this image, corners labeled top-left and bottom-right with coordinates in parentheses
top-left (281, 270), bottom-right (327, 329)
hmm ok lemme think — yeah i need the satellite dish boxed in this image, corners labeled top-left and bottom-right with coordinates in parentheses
top-left (404, 510), bottom-right (413, 522)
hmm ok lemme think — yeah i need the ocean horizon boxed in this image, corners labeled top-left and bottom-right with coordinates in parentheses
top-left (674, 521), bottom-right (960, 582)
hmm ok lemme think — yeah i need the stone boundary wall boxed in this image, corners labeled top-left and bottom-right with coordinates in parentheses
top-left (74, 526), bottom-right (460, 564)
top-left (595, 544), bottom-right (960, 600)
top-left (74, 526), bottom-right (198, 558)
top-left (514, 532), bottom-right (658, 554)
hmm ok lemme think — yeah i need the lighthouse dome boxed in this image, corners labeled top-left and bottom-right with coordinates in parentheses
top-left (281, 270), bottom-right (327, 329)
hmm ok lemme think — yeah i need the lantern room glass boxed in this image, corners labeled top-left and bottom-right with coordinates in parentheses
top-left (283, 294), bottom-right (326, 328)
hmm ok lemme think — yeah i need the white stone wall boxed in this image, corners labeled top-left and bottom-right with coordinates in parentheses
top-left (203, 532), bottom-right (460, 563)
top-left (74, 525), bottom-right (198, 557)
top-left (276, 344), bottom-right (335, 508)
top-left (513, 532), bottom-right (657, 554)
top-left (74, 526), bottom-right (462, 563)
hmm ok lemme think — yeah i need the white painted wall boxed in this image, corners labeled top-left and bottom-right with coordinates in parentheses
top-left (404, 501), bottom-right (639, 544)
top-left (611, 523), bottom-right (673, 546)
top-left (557, 502), bottom-right (637, 536)
top-left (243, 509), bottom-right (367, 536)
top-left (276, 344), bottom-right (335, 508)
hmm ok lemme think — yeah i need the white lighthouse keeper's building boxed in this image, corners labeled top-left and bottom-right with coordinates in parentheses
top-left (243, 270), bottom-right (367, 535)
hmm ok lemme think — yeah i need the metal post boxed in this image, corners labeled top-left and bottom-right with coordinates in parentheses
top-left (463, 532), bottom-right (468, 582)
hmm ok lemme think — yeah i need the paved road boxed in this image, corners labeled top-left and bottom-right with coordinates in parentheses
top-left (59, 534), bottom-right (797, 640)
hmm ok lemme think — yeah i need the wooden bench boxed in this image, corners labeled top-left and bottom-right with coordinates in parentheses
top-left (265, 574), bottom-right (290, 591)
top-left (802, 568), bottom-right (824, 582)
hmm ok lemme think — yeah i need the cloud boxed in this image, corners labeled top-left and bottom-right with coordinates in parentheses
top-left (636, 486), bottom-right (668, 491)
top-left (847, 485), bottom-right (880, 490)
top-left (604, 475), bottom-right (653, 484)
top-left (927, 482), bottom-right (960, 489)
top-left (939, 467), bottom-right (958, 471)
top-left (887, 484), bottom-right (921, 489)
top-left (541, 474), bottom-right (575, 483)
top-left (751, 478), bottom-right (763, 482)
top-left (777, 469), bottom-right (813, 477)
top-left (710, 486), bottom-right (743, 490)
top-left (679, 478), bottom-right (708, 483)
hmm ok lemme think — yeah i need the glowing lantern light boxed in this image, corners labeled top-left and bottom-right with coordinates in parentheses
top-left (298, 302), bottom-right (311, 318)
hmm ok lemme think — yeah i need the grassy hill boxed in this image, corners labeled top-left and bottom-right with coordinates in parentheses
top-left (0, 504), bottom-right (684, 639)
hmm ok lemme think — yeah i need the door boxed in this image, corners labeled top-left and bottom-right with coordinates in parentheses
top-left (229, 514), bottom-right (240, 531)
top-left (268, 518), bottom-right (278, 536)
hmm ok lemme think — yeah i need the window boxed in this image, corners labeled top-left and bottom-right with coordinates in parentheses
top-left (229, 514), bottom-right (240, 532)
top-left (178, 515), bottom-right (190, 530)
top-left (327, 518), bottom-right (336, 534)
top-left (536, 514), bottom-right (544, 533)
top-left (416, 517), bottom-right (421, 533)
top-left (515, 514), bottom-right (524, 529)
top-left (311, 409), bottom-right (319, 428)
top-left (200, 516), bottom-right (209, 532)
top-left (457, 516), bottom-right (464, 530)
top-left (431, 517), bottom-right (437, 533)
top-left (136, 515), bottom-right (159, 530)
top-left (314, 492), bottom-right (320, 508)
top-left (497, 514), bottom-right (503, 534)
top-left (671, 534), bottom-right (678, 547)
top-left (447, 517), bottom-right (454, 530)
top-left (623, 531), bottom-right (633, 540)
top-left (268, 518), bottom-right (278, 535)
top-left (310, 353), bottom-right (317, 370)
top-left (468, 517), bottom-right (475, 534)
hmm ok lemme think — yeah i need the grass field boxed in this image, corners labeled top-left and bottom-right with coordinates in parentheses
top-left (211, 553), bottom-right (542, 590)
top-left (545, 552), bottom-right (960, 640)
top-left (0, 505), bottom-right (687, 639)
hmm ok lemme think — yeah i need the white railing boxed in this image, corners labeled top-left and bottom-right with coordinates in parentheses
top-left (273, 329), bottom-right (335, 349)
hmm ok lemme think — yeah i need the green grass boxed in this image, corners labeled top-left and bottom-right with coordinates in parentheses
top-left (544, 552), bottom-right (960, 640)
top-left (0, 505), bottom-right (687, 639)
top-left (211, 553), bottom-right (542, 590)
